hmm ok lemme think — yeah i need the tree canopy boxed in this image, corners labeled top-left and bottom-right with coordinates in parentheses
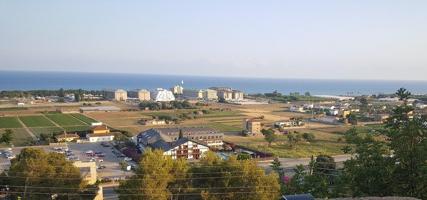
top-left (3, 148), bottom-right (94, 200)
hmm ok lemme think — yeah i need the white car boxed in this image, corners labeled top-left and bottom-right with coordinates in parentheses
top-left (124, 157), bottom-right (132, 161)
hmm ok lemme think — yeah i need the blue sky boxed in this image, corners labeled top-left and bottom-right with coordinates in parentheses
top-left (0, 0), bottom-right (426, 80)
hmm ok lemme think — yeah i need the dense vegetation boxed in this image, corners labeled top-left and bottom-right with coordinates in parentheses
top-left (139, 100), bottom-right (194, 110)
top-left (118, 150), bottom-right (280, 200)
top-left (279, 88), bottom-right (427, 199)
top-left (0, 148), bottom-right (96, 200)
top-left (250, 91), bottom-right (332, 102)
top-left (0, 89), bottom-right (104, 99)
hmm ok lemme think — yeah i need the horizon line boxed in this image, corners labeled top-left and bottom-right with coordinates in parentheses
top-left (1, 69), bottom-right (427, 83)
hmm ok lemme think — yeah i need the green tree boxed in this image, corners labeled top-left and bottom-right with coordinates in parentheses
top-left (118, 149), bottom-right (175, 200)
top-left (0, 129), bottom-right (13, 145)
top-left (191, 153), bottom-right (280, 200)
top-left (271, 157), bottom-right (282, 175)
top-left (302, 132), bottom-right (315, 142)
top-left (5, 148), bottom-right (93, 200)
top-left (264, 132), bottom-right (277, 146)
top-left (287, 133), bottom-right (301, 149)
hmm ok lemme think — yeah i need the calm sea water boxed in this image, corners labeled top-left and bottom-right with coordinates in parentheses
top-left (1, 71), bottom-right (426, 95)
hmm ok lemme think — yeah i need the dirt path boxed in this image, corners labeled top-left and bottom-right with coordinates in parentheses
top-left (16, 117), bottom-right (37, 140)
top-left (42, 114), bottom-right (65, 131)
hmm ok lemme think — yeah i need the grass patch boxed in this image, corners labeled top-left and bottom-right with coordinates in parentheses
top-left (0, 128), bottom-right (33, 147)
top-left (0, 107), bottom-right (28, 111)
top-left (19, 115), bottom-right (55, 127)
top-left (45, 114), bottom-right (86, 126)
top-left (30, 127), bottom-right (64, 137)
top-left (201, 111), bottom-right (245, 118)
top-left (0, 117), bottom-right (22, 128)
top-left (207, 122), bottom-right (242, 132)
top-left (70, 113), bottom-right (98, 124)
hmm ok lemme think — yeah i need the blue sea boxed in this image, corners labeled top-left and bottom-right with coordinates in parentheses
top-left (1, 71), bottom-right (427, 95)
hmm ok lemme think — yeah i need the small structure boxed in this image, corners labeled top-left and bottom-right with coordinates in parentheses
top-left (73, 161), bottom-right (97, 185)
top-left (55, 132), bottom-right (80, 142)
top-left (86, 123), bottom-right (115, 142)
top-left (140, 119), bottom-right (167, 125)
top-left (79, 106), bottom-right (121, 113)
top-left (243, 119), bottom-right (262, 136)
top-left (290, 106), bottom-right (305, 113)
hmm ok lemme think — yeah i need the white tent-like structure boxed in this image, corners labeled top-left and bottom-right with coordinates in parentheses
top-left (151, 88), bottom-right (175, 102)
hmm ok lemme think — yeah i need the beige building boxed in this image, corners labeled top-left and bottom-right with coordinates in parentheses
top-left (217, 90), bottom-right (233, 100)
top-left (171, 85), bottom-right (184, 95)
top-left (138, 89), bottom-right (151, 101)
top-left (232, 90), bottom-right (244, 101)
top-left (243, 119), bottom-right (262, 136)
top-left (73, 161), bottom-right (97, 185)
top-left (202, 89), bottom-right (218, 100)
top-left (114, 89), bottom-right (127, 101)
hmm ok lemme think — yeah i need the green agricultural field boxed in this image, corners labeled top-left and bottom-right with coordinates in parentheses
top-left (19, 115), bottom-right (55, 127)
top-left (45, 114), bottom-right (86, 126)
top-left (207, 122), bottom-right (242, 132)
top-left (0, 128), bottom-right (32, 147)
top-left (63, 126), bottom-right (90, 132)
top-left (70, 113), bottom-right (97, 124)
top-left (200, 111), bottom-right (245, 118)
top-left (0, 117), bottom-right (22, 128)
top-left (30, 127), bottom-right (64, 137)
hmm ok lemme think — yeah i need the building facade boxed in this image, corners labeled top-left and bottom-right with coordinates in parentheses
top-left (183, 89), bottom-right (203, 100)
top-left (114, 89), bottom-right (127, 101)
top-left (202, 89), bottom-right (218, 100)
top-left (158, 138), bottom-right (210, 160)
top-left (243, 119), bottom-right (262, 136)
top-left (151, 88), bottom-right (176, 102)
top-left (138, 89), bottom-right (151, 101)
top-left (171, 85), bottom-right (184, 95)
top-left (137, 127), bottom-right (223, 148)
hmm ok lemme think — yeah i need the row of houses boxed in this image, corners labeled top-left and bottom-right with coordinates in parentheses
top-left (109, 86), bottom-right (244, 102)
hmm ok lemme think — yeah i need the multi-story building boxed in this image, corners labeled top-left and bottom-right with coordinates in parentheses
top-left (171, 85), bottom-right (184, 95)
top-left (210, 87), bottom-right (243, 101)
top-left (114, 89), bottom-right (127, 101)
top-left (150, 138), bottom-right (210, 160)
top-left (232, 90), bottom-right (244, 101)
top-left (202, 89), bottom-right (218, 101)
top-left (151, 88), bottom-right (176, 102)
top-left (243, 119), bottom-right (262, 136)
top-left (183, 89), bottom-right (203, 100)
top-left (138, 89), bottom-right (151, 101)
top-left (137, 127), bottom-right (223, 148)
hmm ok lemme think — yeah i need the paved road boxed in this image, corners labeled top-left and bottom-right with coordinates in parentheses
top-left (257, 154), bottom-right (352, 170)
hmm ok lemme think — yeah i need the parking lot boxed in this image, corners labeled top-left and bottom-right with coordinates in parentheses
top-left (67, 142), bottom-right (134, 180)
top-left (0, 142), bottom-right (135, 180)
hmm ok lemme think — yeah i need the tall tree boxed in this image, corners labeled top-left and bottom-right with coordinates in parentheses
top-left (0, 129), bottom-right (13, 145)
top-left (5, 148), bottom-right (92, 200)
top-left (191, 152), bottom-right (280, 200)
top-left (118, 149), bottom-right (175, 200)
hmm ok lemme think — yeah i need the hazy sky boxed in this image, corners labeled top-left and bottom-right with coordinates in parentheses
top-left (1, 1), bottom-right (426, 80)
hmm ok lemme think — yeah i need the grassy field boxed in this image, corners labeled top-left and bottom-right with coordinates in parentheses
top-left (0, 117), bottom-right (22, 128)
top-left (30, 127), bottom-right (64, 137)
top-left (19, 115), bottom-right (55, 127)
top-left (45, 114), bottom-right (86, 126)
top-left (63, 126), bottom-right (90, 132)
top-left (0, 128), bottom-right (33, 147)
top-left (70, 113), bottom-right (98, 124)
